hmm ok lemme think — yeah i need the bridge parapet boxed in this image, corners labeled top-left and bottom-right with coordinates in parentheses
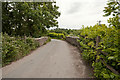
top-left (34, 37), bottom-right (48, 46)
top-left (66, 36), bottom-right (80, 46)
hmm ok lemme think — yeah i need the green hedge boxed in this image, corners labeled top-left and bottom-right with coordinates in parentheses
top-left (48, 32), bottom-right (65, 39)
top-left (78, 24), bottom-right (120, 79)
top-left (2, 33), bottom-right (40, 66)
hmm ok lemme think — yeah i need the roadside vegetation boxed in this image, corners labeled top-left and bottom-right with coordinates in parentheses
top-left (1, 0), bottom-right (120, 79)
top-left (47, 32), bottom-right (65, 40)
top-left (48, 28), bottom-right (82, 39)
top-left (48, 0), bottom-right (120, 79)
top-left (78, 24), bottom-right (120, 79)
top-left (2, 2), bottom-right (60, 66)
top-left (2, 33), bottom-right (40, 66)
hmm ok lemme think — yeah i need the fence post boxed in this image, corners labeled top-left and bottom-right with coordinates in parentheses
top-left (95, 36), bottom-right (100, 62)
top-left (24, 35), bottom-right (26, 43)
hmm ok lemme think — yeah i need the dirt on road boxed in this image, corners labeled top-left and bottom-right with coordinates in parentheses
top-left (2, 39), bottom-right (93, 78)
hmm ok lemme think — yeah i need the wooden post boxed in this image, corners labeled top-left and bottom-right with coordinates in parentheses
top-left (24, 35), bottom-right (26, 43)
top-left (100, 59), bottom-right (119, 75)
top-left (100, 50), bottom-right (108, 56)
top-left (95, 36), bottom-right (100, 62)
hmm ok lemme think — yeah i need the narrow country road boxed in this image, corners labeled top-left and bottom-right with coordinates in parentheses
top-left (2, 39), bottom-right (93, 78)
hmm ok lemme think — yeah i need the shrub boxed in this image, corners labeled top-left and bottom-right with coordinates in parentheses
top-left (2, 33), bottom-right (40, 66)
top-left (48, 32), bottom-right (65, 39)
top-left (78, 24), bottom-right (120, 79)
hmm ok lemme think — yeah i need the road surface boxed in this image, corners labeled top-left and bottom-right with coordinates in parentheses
top-left (2, 39), bottom-right (93, 78)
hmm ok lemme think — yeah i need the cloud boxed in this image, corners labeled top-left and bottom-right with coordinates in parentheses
top-left (67, 2), bottom-right (81, 14)
top-left (56, 0), bottom-right (109, 29)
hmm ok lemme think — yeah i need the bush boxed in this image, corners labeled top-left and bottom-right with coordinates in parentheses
top-left (78, 24), bottom-right (120, 79)
top-left (2, 33), bottom-right (40, 66)
top-left (48, 32), bottom-right (65, 39)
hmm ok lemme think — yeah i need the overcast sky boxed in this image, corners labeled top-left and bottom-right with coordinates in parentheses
top-left (56, 0), bottom-right (110, 29)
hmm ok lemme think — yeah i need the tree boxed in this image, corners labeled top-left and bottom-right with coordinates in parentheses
top-left (103, 0), bottom-right (120, 29)
top-left (2, 2), bottom-right (61, 37)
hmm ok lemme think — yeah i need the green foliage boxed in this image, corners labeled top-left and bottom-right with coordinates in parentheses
top-left (2, 33), bottom-right (40, 66)
top-left (48, 32), bottom-right (65, 39)
top-left (103, 1), bottom-right (118, 17)
top-left (77, 24), bottom-right (120, 79)
top-left (49, 28), bottom-right (82, 37)
top-left (43, 37), bottom-right (51, 45)
top-left (50, 28), bottom-right (69, 36)
top-left (76, 1), bottom-right (120, 78)
top-left (103, 0), bottom-right (120, 29)
top-left (2, 2), bottom-right (60, 37)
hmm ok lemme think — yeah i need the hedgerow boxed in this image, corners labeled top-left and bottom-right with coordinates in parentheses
top-left (48, 32), bottom-right (65, 39)
top-left (2, 33), bottom-right (40, 66)
top-left (78, 24), bottom-right (120, 79)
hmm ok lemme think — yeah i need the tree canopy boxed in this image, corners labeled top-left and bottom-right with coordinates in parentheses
top-left (2, 2), bottom-right (60, 37)
top-left (103, 0), bottom-right (120, 29)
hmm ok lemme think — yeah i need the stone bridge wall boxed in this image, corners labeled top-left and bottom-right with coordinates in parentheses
top-left (34, 37), bottom-right (48, 46)
top-left (65, 36), bottom-right (82, 52)
top-left (65, 36), bottom-right (80, 46)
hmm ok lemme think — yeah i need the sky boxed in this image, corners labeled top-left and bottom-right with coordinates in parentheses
top-left (56, 0), bottom-right (110, 29)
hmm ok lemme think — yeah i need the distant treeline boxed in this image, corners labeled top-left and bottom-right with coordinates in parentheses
top-left (49, 28), bottom-right (82, 37)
